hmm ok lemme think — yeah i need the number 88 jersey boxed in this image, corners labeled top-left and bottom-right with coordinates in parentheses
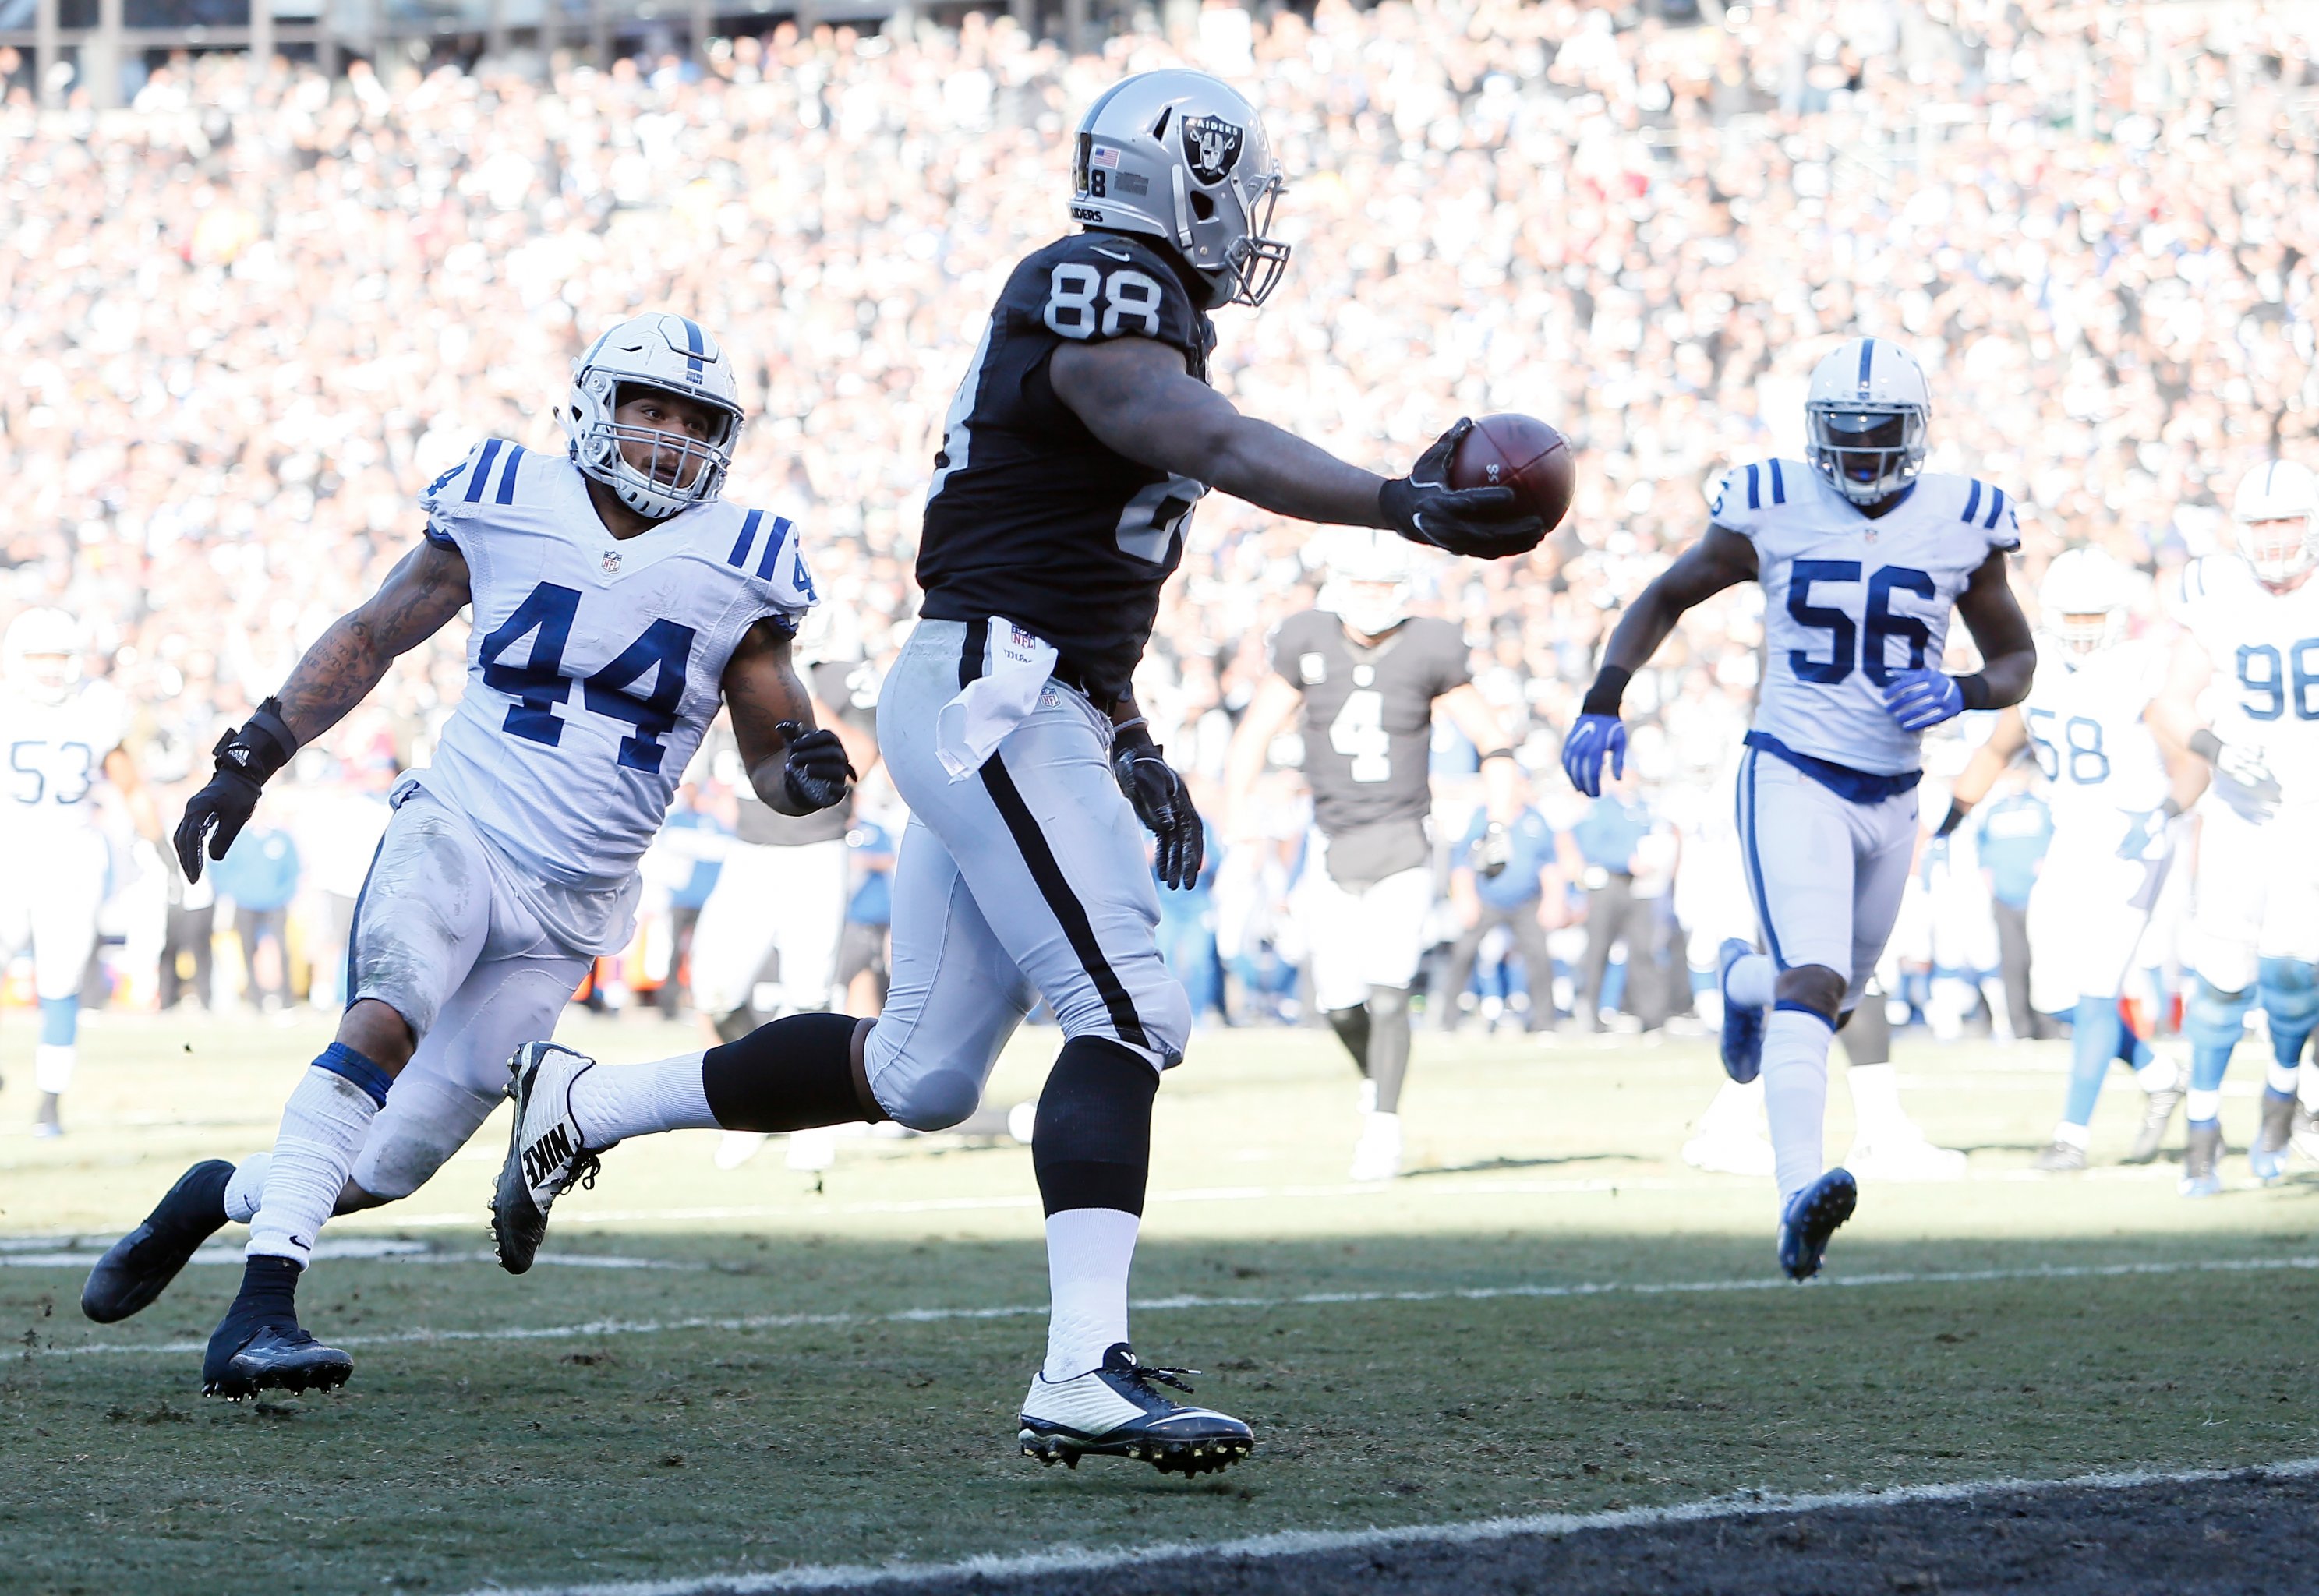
top-left (917, 231), bottom-right (1218, 703)
top-left (1712, 460), bottom-right (2023, 777)
top-left (2020, 636), bottom-right (2170, 849)
top-left (2179, 569), bottom-right (2319, 806)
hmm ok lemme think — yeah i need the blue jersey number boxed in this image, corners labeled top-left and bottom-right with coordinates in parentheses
top-left (2236, 641), bottom-right (2319, 722)
top-left (7, 740), bottom-right (96, 805)
top-left (2025, 708), bottom-right (2108, 784)
top-left (1785, 563), bottom-right (1934, 686)
top-left (479, 582), bottom-right (698, 772)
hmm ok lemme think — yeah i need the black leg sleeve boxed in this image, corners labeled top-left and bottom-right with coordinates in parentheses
top-left (702, 1012), bottom-right (882, 1132)
top-left (1327, 1005), bottom-right (1373, 1075)
top-left (1031, 1036), bottom-right (1159, 1216)
top-left (1367, 984), bottom-right (1412, 1114)
top-left (1839, 985), bottom-right (1893, 1068)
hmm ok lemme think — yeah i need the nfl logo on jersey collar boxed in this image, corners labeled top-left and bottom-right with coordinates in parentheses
top-left (602, 549), bottom-right (623, 575)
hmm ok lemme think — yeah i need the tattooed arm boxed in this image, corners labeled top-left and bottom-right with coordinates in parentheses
top-left (274, 538), bottom-right (475, 747)
top-left (721, 618), bottom-right (827, 815)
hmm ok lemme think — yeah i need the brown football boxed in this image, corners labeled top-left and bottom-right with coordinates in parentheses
top-left (1448, 414), bottom-right (1575, 534)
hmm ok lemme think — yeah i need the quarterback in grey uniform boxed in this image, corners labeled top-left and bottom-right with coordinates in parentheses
top-left (1224, 531), bottom-right (1524, 1182)
top-left (80, 315), bottom-right (854, 1400)
top-left (493, 69), bottom-right (1547, 1476)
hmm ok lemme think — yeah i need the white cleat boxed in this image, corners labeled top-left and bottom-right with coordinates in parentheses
top-left (784, 1126), bottom-right (837, 1172)
top-left (491, 1042), bottom-right (607, 1275)
top-left (1357, 1078), bottom-right (1377, 1115)
top-left (1019, 1344), bottom-right (1254, 1476)
top-left (1844, 1132), bottom-right (1967, 1182)
top-left (1349, 1110), bottom-right (1402, 1182)
top-left (714, 1131), bottom-right (767, 1170)
top-left (1682, 1127), bottom-right (1776, 1178)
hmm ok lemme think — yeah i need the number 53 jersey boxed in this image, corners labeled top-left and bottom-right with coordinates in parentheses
top-left (1713, 461), bottom-right (2021, 777)
top-left (419, 440), bottom-right (815, 892)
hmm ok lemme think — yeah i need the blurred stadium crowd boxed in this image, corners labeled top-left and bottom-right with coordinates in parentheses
top-left (1, 0), bottom-right (2315, 1036)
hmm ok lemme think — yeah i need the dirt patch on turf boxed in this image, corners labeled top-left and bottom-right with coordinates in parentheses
top-left (893, 1469), bottom-right (2317, 1596)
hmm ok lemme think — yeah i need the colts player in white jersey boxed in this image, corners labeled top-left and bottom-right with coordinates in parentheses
top-left (78, 314), bottom-right (852, 1400)
top-left (2151, 460), bottom-right (2319, 1195)
top-left (1567, 337), bottom-right (2035, 1280)
top-left (0, 609), bottom-right (161, 1135)
top-left (1943, 549), bottom-right (2195, 1171)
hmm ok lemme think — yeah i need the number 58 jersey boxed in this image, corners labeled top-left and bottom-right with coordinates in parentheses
top-left (2021, 636), bottom-right (2171, 851)
top-left (1713, 461), bottom-right (2022, 777)
top-left (419, 440), bottom-right (815, 891)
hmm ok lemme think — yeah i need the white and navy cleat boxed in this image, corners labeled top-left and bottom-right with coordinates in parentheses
top-left (1778, 1168), bottom-right (1857, 1282)
top-left (1716, 939), bottom-right (1764, 1084)
top-left (1349, 1110), bottom-right (1402, 1182)
top-left (1019, 1344), bottom-right (1254, 1477)
top-left (491, 1042), bottom-right (606, 1275)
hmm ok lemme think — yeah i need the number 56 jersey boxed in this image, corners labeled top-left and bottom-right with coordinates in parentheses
top-left (1713, 461), bottom-right (2022, 777)
top-left (418, 440), bottom-right (815, 892)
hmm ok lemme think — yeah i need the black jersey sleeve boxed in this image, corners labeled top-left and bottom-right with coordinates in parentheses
top-left (1269, 610), bottom-right (1329, 687)
top-left (1003, 233), bottom-right (1209, 365)
top-left (1415, 619), bottom-right (1475, 697)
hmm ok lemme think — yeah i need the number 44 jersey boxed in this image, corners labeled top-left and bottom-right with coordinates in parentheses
top-left (419, 440), bottom-right (815, 891)
top-left (1712, 460), bottom-right (2023, 777)
top-left (917, 231), bottom-right (1217, 703)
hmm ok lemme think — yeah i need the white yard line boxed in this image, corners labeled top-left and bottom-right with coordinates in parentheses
top-left (33, 1253), bottom-right (2319, 1361)
top-left (0, 1244), bottom-right (698, 1271)
top-left (447, 1454), bottom-right (2319, 1595)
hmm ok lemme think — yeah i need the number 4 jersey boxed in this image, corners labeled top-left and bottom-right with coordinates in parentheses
top-left (419, 439), bottom-right (815, 891)
top-left (1713, 461), bottom-right (2022, 778)
top-left (917, 231), bottom-right (1217, 702)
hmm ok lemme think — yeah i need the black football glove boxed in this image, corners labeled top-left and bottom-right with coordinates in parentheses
top-left (1112, 726), bottom-right (1204, 890)
top-left (776, 722), bottom-right (855, 813)
top-left (1378, 418), bottom-right (1548, 560)
top-left (174, 699), bottom-right (296, 884)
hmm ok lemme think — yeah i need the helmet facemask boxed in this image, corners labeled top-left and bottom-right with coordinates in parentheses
top-left (565, 373), bottom-right (742, 522)
top-left (2053, 609), bottom-right (2125, 657)
top-left (1805, 404), bottom-right (1927, 505)
top-left (2243, 515), bottom-right (2317, 590)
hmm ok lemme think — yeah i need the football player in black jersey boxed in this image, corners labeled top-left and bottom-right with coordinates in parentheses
top-left (491, 68), bottom-right (1548, 1477)
top-left (1224, 531), bottom-right (1533, 1182)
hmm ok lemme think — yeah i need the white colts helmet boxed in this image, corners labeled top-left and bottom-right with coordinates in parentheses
top-left (2038, 547), bottom-right (2133, 656)
top-left (1805, 337), bottom-right (1932, 506)
top-left (564, 313), bottom-right (746, 522)
top-left (2232, 459), bottom-right (2318, 588)
top-left (1069, 69), bottom-right (1291, 310)
top-left (3, 607), bottom-right (84, 705)
top-left (1320, 529), bottom-right (1416, 637)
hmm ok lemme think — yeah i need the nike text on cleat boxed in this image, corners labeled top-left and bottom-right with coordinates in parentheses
top-left (1716, 939), bottom-right (1764, 1084)
top-left (2178, 1121), bottom-right (2225, 1199)
top-left (202, 1321), bottom-right (352, 1401)
top-left (1018, 1344), bottom-right (1255, 1478)
top-left (2249, 1093), bottom-right (2295, 1184)
top-left (82, 1159), bottom-right (234, 1324)
top-left (2123, 1088), bottom-right (2183, 1166)
top-left (1778, 1168), bottom-right (1857, 1282)
top-left (491, 1042), bottom-right (606, 1275)
top-left (2031, 1139), bottom-right (2087, 1174)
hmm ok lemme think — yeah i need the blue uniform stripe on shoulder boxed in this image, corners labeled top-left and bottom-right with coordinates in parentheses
top-left (728, 508), bottom-right (764, 569)
top-left (1746, 464), bottom-right (1762, 510)
top-left (495, 445), bottom-right (524, 506)
top-left (1769, 459), bottom-right (1786, 504)
top-left (464, 440), bottom-right (504, 503)
top-left (1984, 486), bottom-right (2006, 530)
top-left (755, 516), bottom-right (794, 583)
top-left (1960, 479), bottom-right (1982, 524)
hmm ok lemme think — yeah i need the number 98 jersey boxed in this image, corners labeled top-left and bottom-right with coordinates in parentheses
top-left (419, 440), bottom-right (815, 892)
top-left (2179, 570), bottom-right (2319, 806)
top-left (1713, 460), bottom-right (2022, 776)
top-left (2020, 636), bottom-right (2170, 848)
top-left (917, 232), bottom-right (1216, 703)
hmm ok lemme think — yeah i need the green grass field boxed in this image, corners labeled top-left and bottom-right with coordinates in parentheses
top-left (2, 1011), bottom-right (2315, 1594)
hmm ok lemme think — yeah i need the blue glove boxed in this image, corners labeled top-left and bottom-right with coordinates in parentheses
top-left (1561, 714), bottom-right (1627, 797)
top-left (1881, 669), bottom-right (1965, 733)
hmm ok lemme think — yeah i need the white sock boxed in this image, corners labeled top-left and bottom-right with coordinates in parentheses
top-left (247, 1066), bottom-right (380, 1266)
top-left (1725, 952), bottom-right (1774, 1010)
top-left (568, 1050), bottom-right (716, 1145)
top-left (1698, 1076), bottom-right (1766, 1137)
top-left (2137, 1051), bottom-right (2182, 1095)
top-left (2186, 1087), bottom-right (2222, 1123)
top-left (2302, 1059), bottom-right (2319, 1114)
top-left (2267, 1060), bottom-right (2300, 1096)
top-left (1847, 1062), bottom-right (1913, 1146)
top-left (34, 1043), bottom-right (75, 1095)
top-left (1042, 1206), bottom-right (1140, 1382)
top-left (224, 1153), bottom-right (272, 1224)
top-left (1762, 1007), bottom-right (1833, 1206)
top-left (2051, 1119), bottom-right (2093, 1149)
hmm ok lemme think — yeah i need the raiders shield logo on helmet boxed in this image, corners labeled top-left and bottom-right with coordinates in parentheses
top-left (1182, 115), bottom-right (1243, 185)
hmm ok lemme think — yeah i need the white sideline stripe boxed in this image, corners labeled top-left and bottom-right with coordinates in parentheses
top-left (0, 1246), bottom-right (697, 1272)
top-left (451, 1454), bottom-right (2319, 1596)
top-left (35, 1253), bottom-right (2319, 1361)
